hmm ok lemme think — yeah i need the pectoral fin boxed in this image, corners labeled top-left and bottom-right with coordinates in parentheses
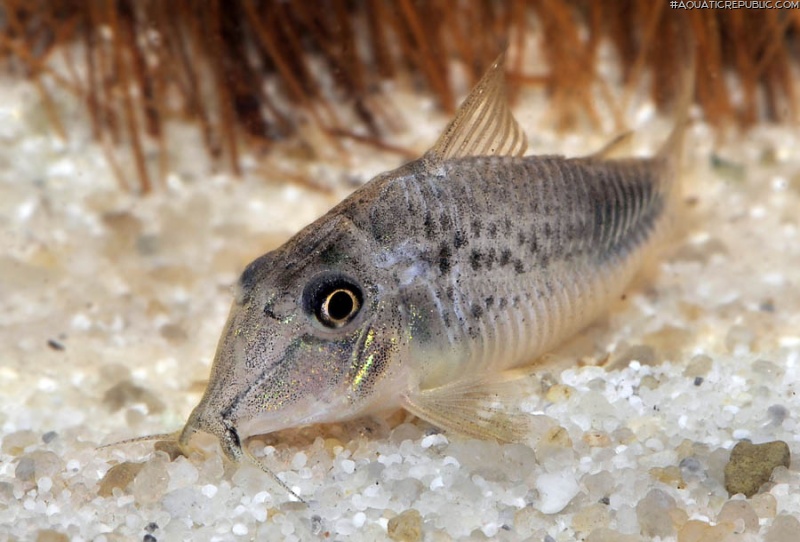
top-left (401, 369), bottom-right (532, 443)
top-left (426, 52), bottom-right (527, 162)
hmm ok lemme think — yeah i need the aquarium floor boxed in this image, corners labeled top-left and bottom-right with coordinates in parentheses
top-left (1, 70), bottom-right (800, 541)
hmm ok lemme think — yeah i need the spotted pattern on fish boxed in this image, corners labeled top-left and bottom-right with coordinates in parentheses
top-left (340, 152), bottom-right (669, 388)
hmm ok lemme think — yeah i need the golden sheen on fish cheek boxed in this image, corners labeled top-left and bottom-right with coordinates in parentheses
top-left (225, 312), bottom-right (408, 442)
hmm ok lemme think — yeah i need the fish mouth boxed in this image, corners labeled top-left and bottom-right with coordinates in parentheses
top-left (220, 422), bottom-right (244, 460)
top-left (181, 362), bottom-right (342, 459)
top-left (179, 401), bottom-right (244, 462)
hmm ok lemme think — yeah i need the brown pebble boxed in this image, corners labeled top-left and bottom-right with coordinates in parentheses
top-left (97, 461), bottom-right (145, 497)
top-left (677, 519), bottom-right (734, 542)
top-left (387, 509), bottom-right (422, 542)
top-left (159, 323), bottom-right (188, 343)
top-left (102, 381), bottom-right (166, 414)
top-left (724, 440), bottom-right (790, 497)
top-left (36, 530), bottom-right (69, 542)
top-left (649, 466), bottom-right (686, 490)
top-left (683, 354), bottom-right (712, 378)
top-left (154, 439), bottom-right (185, 461)
top-left (545, 384), bottom-right (574, 403)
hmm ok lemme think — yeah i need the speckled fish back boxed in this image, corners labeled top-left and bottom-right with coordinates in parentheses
top-left (355, 152), bottom-right (672, 388)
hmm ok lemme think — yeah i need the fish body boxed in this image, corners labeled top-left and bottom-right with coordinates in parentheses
top-left (179, 54), bottom-right (686, 462)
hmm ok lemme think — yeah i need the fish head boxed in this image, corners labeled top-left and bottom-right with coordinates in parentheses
top-left (179, 214), bottom-right (408, 461)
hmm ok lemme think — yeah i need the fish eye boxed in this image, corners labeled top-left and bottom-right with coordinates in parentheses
top-left (303, 274), bottom-right (363, 328)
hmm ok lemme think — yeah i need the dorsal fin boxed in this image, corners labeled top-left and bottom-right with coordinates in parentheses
top-left (426, 52), bottom-right (528, 162)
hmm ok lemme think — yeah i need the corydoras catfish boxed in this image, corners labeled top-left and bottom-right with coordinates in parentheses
top-left (178, 54), bottom-right (690, 485)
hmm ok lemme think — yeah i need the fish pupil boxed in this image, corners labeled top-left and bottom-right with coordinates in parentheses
top-left (323, 289), bottom-right (358, 323)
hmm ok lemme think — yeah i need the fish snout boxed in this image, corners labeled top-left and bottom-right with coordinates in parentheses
top-left (179, 402), bottom-right (244, 462)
